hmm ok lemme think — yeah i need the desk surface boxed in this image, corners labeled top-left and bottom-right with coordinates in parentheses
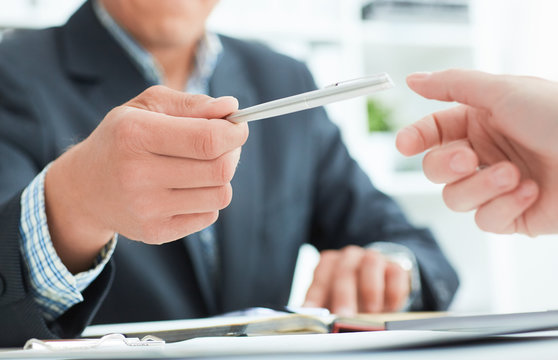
top-left (1, 331), bottom-right (558, 359)
top-left (205, 336), bottom-right (558, 360)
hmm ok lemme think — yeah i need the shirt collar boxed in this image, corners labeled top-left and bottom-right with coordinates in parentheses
top-left (92, 0), bottom-right (222, 95)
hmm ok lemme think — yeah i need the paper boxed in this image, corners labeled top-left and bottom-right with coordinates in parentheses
top-left (0, 330), bottom-right (495, 359)
top-left (23, 334), bottom-right (164, 350)
top-left (82, 310), bottom-right (446, 340)
top-left (83, 313), bottom-right (330, 342)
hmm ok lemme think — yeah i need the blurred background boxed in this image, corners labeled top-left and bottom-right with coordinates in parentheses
top-left (2, 0), bottom-right (558, 314)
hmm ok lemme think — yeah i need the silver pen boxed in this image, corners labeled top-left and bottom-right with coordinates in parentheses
top-left (226, 72), bottom-right (394, 123)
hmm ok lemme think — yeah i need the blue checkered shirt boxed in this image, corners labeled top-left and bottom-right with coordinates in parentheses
top-left (19, 0), bottom-right (223, 321)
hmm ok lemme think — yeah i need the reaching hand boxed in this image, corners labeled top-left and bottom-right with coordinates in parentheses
top-left (396, 69), bottom-right (558, 236)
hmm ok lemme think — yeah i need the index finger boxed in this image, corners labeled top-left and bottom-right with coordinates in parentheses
top-left (397, 69), bottom-right (512, 156)
top-left (123, 107), bottom-right (249, 160)
top-left (406, 69), bottom-right (509, 109)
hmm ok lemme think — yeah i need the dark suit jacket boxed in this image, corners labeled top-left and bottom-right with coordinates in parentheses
top-left (0, 1), bottom-right (458, 346)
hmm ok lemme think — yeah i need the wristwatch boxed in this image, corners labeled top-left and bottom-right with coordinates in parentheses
top-left (367, 242), bottom-right (422, 311)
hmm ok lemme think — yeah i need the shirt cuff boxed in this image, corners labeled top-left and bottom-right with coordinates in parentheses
top-left (19, 165), bottom-right (117, 321)
top-left (367, 242), bottom-right (422, 311)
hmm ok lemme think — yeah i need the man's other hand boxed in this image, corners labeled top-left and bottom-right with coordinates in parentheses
top-left (303, 246), bottom-right (411, 315)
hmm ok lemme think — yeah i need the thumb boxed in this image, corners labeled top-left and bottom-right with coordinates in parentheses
top-left (126, 85), bottom-right (239, 119)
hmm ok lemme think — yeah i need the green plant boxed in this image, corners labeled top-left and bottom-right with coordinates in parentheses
top-left (367, 98), bottom-right (393, 133)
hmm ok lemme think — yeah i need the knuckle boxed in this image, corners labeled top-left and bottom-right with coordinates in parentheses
top-left (181, 94), bottom-right (196, 112)
top-left (341, 245), bottom-right (362, 258)
top-left (338, 246), bottom-right (366, 270)
top-left (144, 85), bottom-right (165, 97)
top-left (182, 94), bottom-right (210, 113)
top-left (490, 163), bottom-right (519, 189)
top-left (136, 85), bottom-right (166, 112)
top-left (362, 249), bottom-right (383, 265)
top-left (320, 250), bottom-right (338, 263)
top-left (316, 250), bottom-right (339, 271)
top-left (112, 110), bottom-right (154, 157)
top-left (197, 126), bottom-right (222, 159)
top-left (114, 112), bottom-right (142, 149)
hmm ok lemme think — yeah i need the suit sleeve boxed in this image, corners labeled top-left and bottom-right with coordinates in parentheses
top-left (0, 58), bottom-right (114, 347)
top-left (299, 65), bottom-right (459, 311)
top-left (0, 193), bottom-right (115, 347)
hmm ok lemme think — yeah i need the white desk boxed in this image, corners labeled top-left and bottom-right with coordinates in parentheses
top-left (1, 331), bottom-right (557, 359)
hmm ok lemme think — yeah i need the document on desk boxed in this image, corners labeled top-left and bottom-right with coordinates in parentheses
top-left (80, 310), bottom-right (446, 342)
top-left (0, 330), bottom-right (505, 359)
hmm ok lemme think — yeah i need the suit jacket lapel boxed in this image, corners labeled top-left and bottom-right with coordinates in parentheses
top-left (209, 40), bottom-right (265, 312)
top-left (60, 1), bottom-right (151, 116)
top-left (181, 234), bottom-right (218, 314)
top-left (59, 2), bottom-right (222, 312)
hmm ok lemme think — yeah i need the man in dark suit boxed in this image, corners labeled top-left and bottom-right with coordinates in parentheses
top-left (0, 0), bottom-right (459, 346)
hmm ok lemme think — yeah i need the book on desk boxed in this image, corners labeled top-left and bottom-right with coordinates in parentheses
top-left (81, 309), bottom-right (445, 342)
top-left (81, 307), bottom-right (558, 342)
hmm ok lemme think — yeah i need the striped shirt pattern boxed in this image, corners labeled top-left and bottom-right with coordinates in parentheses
top-left (19, 165), bottom-right (116, 321)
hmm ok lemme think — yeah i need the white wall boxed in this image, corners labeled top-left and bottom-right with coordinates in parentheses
top-left (0, 0), bottom-right (83, 28)
top-left (468, 0), bottom-right (558, 312)
top-left (472, 0), bottom-right (558, 80)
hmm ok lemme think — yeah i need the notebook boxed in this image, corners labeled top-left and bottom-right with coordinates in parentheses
top-left (82, 309), bottom-right (445, 342)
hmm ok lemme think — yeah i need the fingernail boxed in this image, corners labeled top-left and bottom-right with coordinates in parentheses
top-left (409, 72), bottom-right (432, 81)
top-left (518, 182), bottom-right (537, 199)
top-left (449, 152), bottom-right (471, 173)
top-left (491, 166), bottom-right (513, 188)
top-left (209, 96), bottom-right (238, 105)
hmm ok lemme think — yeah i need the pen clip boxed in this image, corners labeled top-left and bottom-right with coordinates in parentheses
top-left (324, 73), bottom-right (391, 89)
